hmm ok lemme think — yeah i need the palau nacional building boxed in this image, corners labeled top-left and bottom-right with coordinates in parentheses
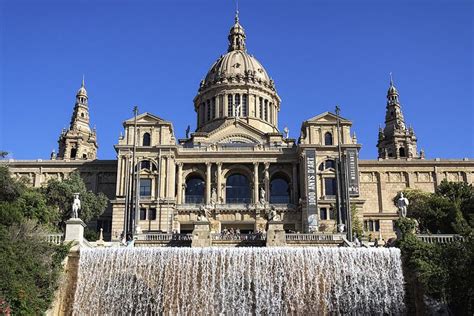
top-left (5, 13), bottom-right (473, 242)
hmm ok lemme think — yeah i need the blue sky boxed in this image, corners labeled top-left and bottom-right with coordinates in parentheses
top-left (1, 0), bottom-right (473, 160)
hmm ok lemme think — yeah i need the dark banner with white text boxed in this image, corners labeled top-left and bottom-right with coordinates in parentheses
top-left (345, 148), bottom-right (360, 197)
top-left (305, 149), bottom-right (318, 231)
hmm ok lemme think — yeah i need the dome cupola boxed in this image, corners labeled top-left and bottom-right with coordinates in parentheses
top-left (194, 11), bottom-right (281, 135)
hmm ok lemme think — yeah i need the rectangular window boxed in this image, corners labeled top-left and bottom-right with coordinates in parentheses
top-left (242, 94), bottom-right (247, 116)
top-left (263, 100), bottom-right (268, 121)
top-left (227, 94), bottom-right (233, 117)
top-left (148, 208), bottom-right (157, 220)
top-left (139, 178), bottom-right (152, 197)
top-left (139, 208), bottom-right (147, 220)
top-left (211, 97), bottom-right (216, 119)
top-left (219, 95), bottom-right (224, 117)
top-left (206, 99), bottom-right (211, 121)
top-left (324, 178), bottom-right (337, 196)
top-left (235, 94), bottom-right (241, 116)
top-left (364, 220), bottom-right (380, 232)
top-left (259, 97), bottom-right (263, 119)
top-left (319, 208), bottom-right (328, 220)
top-left (200, 103), bottom-right (205, 125)
top-left (269, 103), bottom-right (273, 124)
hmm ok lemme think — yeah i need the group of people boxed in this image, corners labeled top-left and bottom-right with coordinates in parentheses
top-left (352, 234), bottom-right (395, 248)
top-left (218, 227), bottom-right (266, 240)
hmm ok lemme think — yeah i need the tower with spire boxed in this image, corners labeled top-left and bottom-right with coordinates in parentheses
top-left (377, 75), bottom-right (419, 159)
top-left (56, 78), bottom-right (98, 160)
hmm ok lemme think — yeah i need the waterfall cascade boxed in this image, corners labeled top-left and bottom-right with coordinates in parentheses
top-left (73, 247), bottom-right (405, 315)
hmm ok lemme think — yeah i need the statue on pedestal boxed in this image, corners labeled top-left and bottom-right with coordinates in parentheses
top-left (397, 192), bottom-right (409, 218)
top-left (71, 193), bottom-right (81, 219)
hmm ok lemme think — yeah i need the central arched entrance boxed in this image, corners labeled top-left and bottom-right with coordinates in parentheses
top-left (226, 173), bottom-right (251, 204)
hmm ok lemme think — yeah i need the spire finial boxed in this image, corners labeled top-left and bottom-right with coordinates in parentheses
top-left (82, 74), bottom-right (85, 88)
top-left (235, 0), bottom-right (239, 22)
top-left (389, 72), bottom-right (394, 87)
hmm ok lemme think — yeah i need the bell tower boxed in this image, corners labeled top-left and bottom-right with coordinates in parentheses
top-left (57, 78), bottom-right (98, 160)
top-left (377, 75), bottom-right (419, 159)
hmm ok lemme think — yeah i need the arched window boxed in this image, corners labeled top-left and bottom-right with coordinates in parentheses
top-left (270, 176), bottom-right (290, 204)
top-left (226, 174), bottom-right (251, 204)
top-left (137, 160), bottom-right (158, 172)
top-left (70, 148), bottom-right (77, 159)
top-left (185, 176), bottom-right (205, 204)
top-left (319, 159), bottom-right (336, 171)
top-left (399, 147), bottom-right (406, 157)
top-left (143, 133), bottom-right (151, 146)
top-left (324, 132), bottom-right (333, 145)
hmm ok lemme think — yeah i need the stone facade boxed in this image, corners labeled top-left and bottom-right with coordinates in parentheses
top-left (3, 12), bottom-right (473, 241)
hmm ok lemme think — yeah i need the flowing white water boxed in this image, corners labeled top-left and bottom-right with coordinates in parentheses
top-left (73, 247), bottom-right (405, 315)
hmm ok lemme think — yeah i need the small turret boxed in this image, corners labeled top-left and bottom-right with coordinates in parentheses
top-left (57, 77), bottom-right (98, 160)
top-left (377, 74), bottom-right (419, 159)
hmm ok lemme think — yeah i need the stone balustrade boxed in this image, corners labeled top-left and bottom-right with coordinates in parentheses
top-left (286, 233), bottom-right (344, 242)
top-left (211, 233), bottom-right (266, 241)
top-left (45, 233), bottom-right (63, 245)
top-left (136, 233), bottom-right (193, 241)
top-left (416, 234), bottom-right (465, 244)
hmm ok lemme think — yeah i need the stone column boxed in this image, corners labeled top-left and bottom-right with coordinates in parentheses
top-left (206, 162), bottom-right (212, 204)
top-left (177, 162), bottom-right (183, 204)
top-left (292, 163), bottom-right (298, 203)
top-left (253, 162), bottom-right (259, 203)
top-left (216, 162), bottom-right (222, 203)
top-left (168, 156), bottom-right (176, 198)
top-left (264, 162), bottom-right (270, 201)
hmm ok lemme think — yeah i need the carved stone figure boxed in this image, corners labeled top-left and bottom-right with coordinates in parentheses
top-left (397, 192), bottom-right (409, 218)
top-left (259, 187), bottom-right (266, 204)
top-left (210, 188), bottom-right (217, 205)
top-left (71, 193), bottom-right (81, 218)
top-left (268, 206), bottom-right (281, 221)
top-left (185, 125), bottom-right (191, 138)
top-left (283, 126), bottom-right (289, 139)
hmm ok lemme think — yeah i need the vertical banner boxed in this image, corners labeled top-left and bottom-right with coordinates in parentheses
top-left (305, 149), bottom-right (318, 231)
top-left (345, 148), bottom-right (360, 197)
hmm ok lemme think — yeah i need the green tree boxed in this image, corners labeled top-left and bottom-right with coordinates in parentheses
top-left (396, 218), bottom-right (474, 315)
top-left (0, 166), bottom-right (69, 314)
top-left (395, 180), bottom-right (474, 235)
top-left (350, 203), bottom-right (363, 238)
top-left (43, 172), bottom-right (108, 229)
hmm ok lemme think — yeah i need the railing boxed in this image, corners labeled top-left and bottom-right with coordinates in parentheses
top-left (137, 233), bottom-right (193, 241)
top-left (270, 196), bottom-right (290, 204)
top-left (416, 234), bottom-right (465, 244)
top-left (211, 233), bottom-right (266, 241)
top-left (44, 233), bottom-right (63, 245)
top-left (185, 196), bottom-right (205, 204)
top-left (286, 233), bottom-right (344, 242)
top-left (225, 198), bottom-right (252, 204)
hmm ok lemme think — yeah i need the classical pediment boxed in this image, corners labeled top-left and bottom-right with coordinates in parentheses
top-left (305, 112), bottom-right (351, 124)
top-left (123, 112), bottom-right (171, 126)
top-left (192, 119), bottom-right (269, 144)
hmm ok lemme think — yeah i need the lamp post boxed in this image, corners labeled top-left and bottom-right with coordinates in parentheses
top-left (335, 106), bottom-right (345, 234)
top-left (335, 106), bottom-right (353, 241)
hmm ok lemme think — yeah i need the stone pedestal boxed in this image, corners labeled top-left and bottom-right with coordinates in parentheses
top-left (266, 221), bottom-right (287, 247)
top-left (191, 221), bottom-right (211, 247)
top-left (64, 218), bottom-right (86, 244)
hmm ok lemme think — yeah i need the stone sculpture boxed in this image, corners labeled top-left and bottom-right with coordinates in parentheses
top-left (71, 193), bottom-right (81, 219)
top-left (397, 192), bottom-right (409, 218)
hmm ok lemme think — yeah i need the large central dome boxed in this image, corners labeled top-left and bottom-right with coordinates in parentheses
top-left (204, 50), bottom-right (271, 87)
top-left (194, 12), bottom-right (281, 135)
